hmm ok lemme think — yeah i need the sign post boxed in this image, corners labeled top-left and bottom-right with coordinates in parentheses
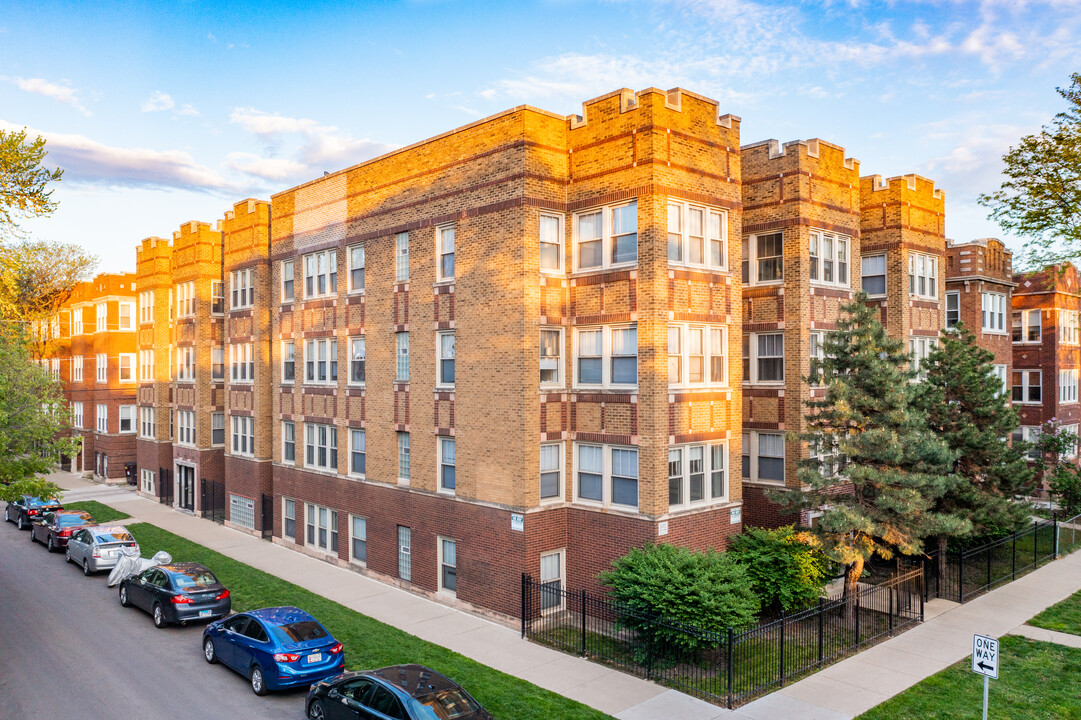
top-left (971, 634), bottom-right (999, 720)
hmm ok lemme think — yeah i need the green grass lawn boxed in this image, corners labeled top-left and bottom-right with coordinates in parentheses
top-left (1029, 590), bottom-right (1081, 637)
top-left (858, 636), bottom-right (1081, 719)
top-left (62, 500), bottom-right (131, 523)
top-left (127, 523), bottom-right (613, 720)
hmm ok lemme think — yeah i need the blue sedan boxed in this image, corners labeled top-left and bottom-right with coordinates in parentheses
top-left (202, 606), bottom-right (344, 695)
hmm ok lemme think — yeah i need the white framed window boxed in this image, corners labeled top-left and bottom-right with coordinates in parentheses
top-left (140, 468), bottom-right (155, 495)
top-left (229, 269), bottom-right (251, 309)
top-left (809, 432), bottom-right (846, 479)
top-left (574, 443), bottom-right (638, 509)
top-left (667, 200), bottom-right (726, 270)
top-left (396, 332), bottom-right (409, 382)
top-left (909, 337), bottom-right (937, 377)
top-left (72, 310), bottom-right (83, 336)
top-left (96, 354), bottom-right (107, 383)
top-left (743, 333), bottom-right (784, 384)
top-left (119, 301), bottom-right (135, 331)
top-left (211, 280), bottom-right (224, 315)
top-left (140, 407), bottom-right (155, 438)
top-left (51, 358), bottom-right (59, 380)
top-left (908, 252), bottom-right (939, 299)
top-left (574, 325), bottom-right (637, 388)
top-left (437, 331), bottom-right (455, 387)
top-left (1012, 426), bottom-right (1041, 461)
top-left (139, 350), bottom-right (154, 383)
top-left (208, 412), bottom-right (223, 445)
top-left (981, 292), bottom-right (1006, 334)
top-left (231, 416), bottom-right (253, 455)
top-left (575, 200), bottom-right (637, 271)
top-left (1062, 425), bottom-right (1080, 461)
top-left (283, 498), bottom-right (296, 540)
top-left (281, 259), bottom-right (295, 303)
top-left (946, 291), bottom-right (960, 329)
top-left (439, 437), bottom-right (456, 492)
top-left (119, 353), bottom-right (135, 383)
top-left (395, 231), bottom-right (409, 283)
top-left (398, 432), bottom-right (410, 481)
top-left (177, 346), bottom-right (195, 381)
top-left (540, 442), bottom-right (563, 502)
top-left (437, 223), bottom-right (455, 282)
top-left (1060, 310), bottom-right (1080, 346)
top-left (668, 442), bottom-right (728, 509)
top-left (439, 538), bottom-right (457, 595)
top-left (540, 327), bottom-right (564, 388)
top-left (992, 364), bottom-right (1008, 396)
top-left (1013, 309), bottom-right (1041, 343)
top-left (305, 423), bottom-right (338, 472)
top-left (230, 343), bottom-right (254, 383)
top-left (861, 254), bottom-right (887, 296)
top-left (349, 428), bottom-right (366, 477)
top-left (1060, 369), bottom-right (1079, 404)
top-left (808, 231), bottom-right (849, 287)
top-left (347, 337), bottom-right (365, 385)
top-left (304, 338), bottom-right (338, 385)
top-left (230, 494), bottom-right (255, 529)
top-left (398, 526), bottom-right (412, 581)
top-left (742, 232), bottom-right (783, 286)
top-left (176, 281), bottom-right (195, 317)
top-left (668, 324), bottom-right (727, 387)
top-left (177, 410), bottom-right (196, 446)
top-left (304, 249), bottom-right (337, 299)
top-left (348, 245), bottom-right (365, 293)
top-left (72, 402), bottom-right (84, 429)
top-left (96, 302), bottom-right (107, 332)
top-left (96, 404), bottom-right (108, 433)
top-left (1012, 369), bottom-right (1042, 404)
top-left (350, 515), bottom-right (367, 563)
top-left (305, 503), bottom-right (338, 554)
top-left (118, 405), bottom-right (135, 434)
top-left (810, 332), bottom-right (827, 386)
top-left (282, 421), bottom-right (296, 464)
top-left (539, 550), bottom-right (565, 612)
top-left (72, 356), bottom-right (83, 382)
top-left (743, 431), bottom-right (785, 484)
top-left (539, 213), bottom-right (565, 273)
top-left (211, 347), bottom-right (224, 381)
top-left (282, 340), bottom-right (296, 383)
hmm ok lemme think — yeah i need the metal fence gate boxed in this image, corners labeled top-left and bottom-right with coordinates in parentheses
top-left (200, 479), bottom-right (226, 524)
top-left (261, 493), bottom-right (275, 540)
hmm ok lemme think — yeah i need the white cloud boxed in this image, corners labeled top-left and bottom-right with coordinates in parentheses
top-left (177, 104), bottom-right (200, 116)
top-left (141, 91), bottom-right (175, 112)
top-left (225, 152), bottom-right (307, 181)
top-left (919, 122), bottom-right (1031, 201)
top-left (4, 76), bottom-right (90, 115)
top-left (0, 120), bottom-right (226, 191)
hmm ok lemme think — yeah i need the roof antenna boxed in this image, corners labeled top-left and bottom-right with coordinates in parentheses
top-left (324, 171), bottom-right (330, 177)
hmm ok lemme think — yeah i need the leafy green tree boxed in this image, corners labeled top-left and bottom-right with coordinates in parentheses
top-left (979, 73), bottom-right (1081, 267)
top-left (0, 128), bottom-right (64, 242)
top-left (910, 323), bottom-right (1034, 567)
top-left (599, 543), bottom-right (759, 654)
top-left (729, 525), bottom-right (831, 613)
top-left (1033, 419), bottom-right (1081, 518)
top-left (774, 293), bottom-right (968, 610)
top-left (0, 324), bottom-right (73, 502)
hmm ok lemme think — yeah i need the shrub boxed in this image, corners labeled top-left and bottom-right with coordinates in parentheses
top-left (729, 525), bottom-right (831, 613)
top-left (598, 543), bottom-right (759, 656)
top-left (1049, 463), bottom-right (1081, 518)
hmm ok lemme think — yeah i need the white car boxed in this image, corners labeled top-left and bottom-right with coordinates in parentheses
top-left (65, 526), bottom-right (139, 575)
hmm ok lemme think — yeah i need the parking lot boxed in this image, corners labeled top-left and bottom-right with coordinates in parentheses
top-left (0, 518), bottom-right (303, 720)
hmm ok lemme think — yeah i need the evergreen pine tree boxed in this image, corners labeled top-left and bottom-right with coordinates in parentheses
top-left (910, 322), bottom-right (1034, 574)
top-left (773, 293), bottom-right (969, 610)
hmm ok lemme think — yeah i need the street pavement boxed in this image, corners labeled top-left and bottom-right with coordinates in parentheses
top-left (0, 514), bottom-right (305, 720)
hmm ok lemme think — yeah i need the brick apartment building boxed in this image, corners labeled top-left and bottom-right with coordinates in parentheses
top-left (1011, 263), bottom-right (1081, 459)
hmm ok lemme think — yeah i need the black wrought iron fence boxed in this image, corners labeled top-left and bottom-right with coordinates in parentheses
top-left (261, 493), bottom-right (275, 540)
top-left (200, 478), bottom-right (225, 524)
top-left (521, 567), bottom-right (923, 708)
top-left (158, 467), bottom-right (173, 505)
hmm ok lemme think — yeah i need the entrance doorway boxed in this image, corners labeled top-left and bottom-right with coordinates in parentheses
top-left (177, 464), bottom-right (196, 512)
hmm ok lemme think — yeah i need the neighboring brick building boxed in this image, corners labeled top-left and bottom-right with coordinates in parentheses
top-left (65, 273), bottom-right (139, 480)
top-left (944, 238), bottom-right (1015, 393)
top-left (1011, 263), bottom-right (1081, 461)
top-left (135, 236), bottom-right (176, 498)
top-left (738, 138), bottom-right (861, 528)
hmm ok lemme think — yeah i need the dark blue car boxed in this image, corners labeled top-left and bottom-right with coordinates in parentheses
top-left (202, 606), bottom-right (344, 695)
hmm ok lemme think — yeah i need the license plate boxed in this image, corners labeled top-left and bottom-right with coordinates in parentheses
top-left (307, 653), bottom-right (322, 663)
top-left (199, 610), bottom-right (212, 617)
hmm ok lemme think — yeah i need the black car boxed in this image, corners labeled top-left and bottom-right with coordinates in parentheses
top-left (119, 562), bottom-right (231, 628)
top-left (305, 664), bottom-right (494, 720)
top-left (5, 496), bottom-right (64, 530)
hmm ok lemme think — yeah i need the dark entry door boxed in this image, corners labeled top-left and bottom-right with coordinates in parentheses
top-left (177, 465), bottom-right (196, 512)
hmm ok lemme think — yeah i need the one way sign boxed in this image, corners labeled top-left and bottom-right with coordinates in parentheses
top-left (972, 634), bottom-right (999, 679)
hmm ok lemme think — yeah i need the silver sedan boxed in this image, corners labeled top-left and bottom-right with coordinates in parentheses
top-left (65, 526), bottom-right (139, 575)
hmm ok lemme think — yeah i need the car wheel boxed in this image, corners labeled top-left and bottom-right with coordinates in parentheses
top-left (307, 699), bottom-right (326, 719)
top-left (119, 585), bottom-right (130, 607)
top-left (153, 604), bottom-right (167, 629)
top-left (17, 516), bottom-right (24, 530)
top-left (203, 637), bottom-right (217, 664)
top-left (65, 549), bottom-right (72, 564)
top-left (83, 559), bottom-right (91, 576)
top-left (250, 665), bottom-right (267, 696)
top-left (47, 536), bottom-right (54, 552)
top-left (4, 509), bottom-right (10, 523)
top-left (29, 529), bottom-right (36, 542)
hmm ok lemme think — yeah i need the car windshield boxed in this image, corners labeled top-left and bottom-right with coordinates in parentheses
top-left (25, 497), bottom-right (42, 506)
top-left (57, 514), bottom-right (90, 526)
top-left (169, 569), bottom-right (218, 588)
top-left (416, 689), bottom-right (482, 719)
top-left (94, 531), bottom-right (134, 543)
top-left (270, 620), bottom-right (327, 643)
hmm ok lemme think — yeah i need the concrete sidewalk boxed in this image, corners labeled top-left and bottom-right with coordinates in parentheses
top-left (53, 472), bottom-right (1081, 720)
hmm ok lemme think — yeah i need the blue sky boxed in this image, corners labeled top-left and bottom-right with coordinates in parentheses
top-left (2, 0), bottom-right (1078, 272)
